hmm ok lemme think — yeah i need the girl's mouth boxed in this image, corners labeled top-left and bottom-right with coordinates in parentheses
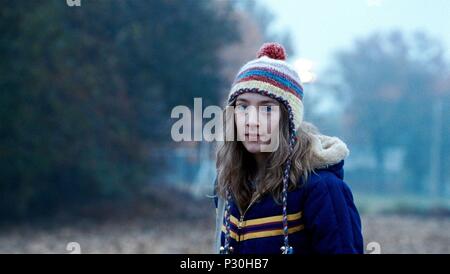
top-left (245, 133), bottom-right (267, 142)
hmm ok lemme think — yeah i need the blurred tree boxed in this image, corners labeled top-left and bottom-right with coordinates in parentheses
top-left (0, 0), bottom-right (239, 221)
top-left (219, 0), bottom-right (296, 103)
top-left (333, 31), bottom-right (449, 195)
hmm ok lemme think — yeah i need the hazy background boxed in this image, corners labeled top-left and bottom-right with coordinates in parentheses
top-left (0, 0), bottom-right (449, 253)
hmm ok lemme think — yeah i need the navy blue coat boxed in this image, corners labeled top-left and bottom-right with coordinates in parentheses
top-left (214, 160), bottom-right (364, 254)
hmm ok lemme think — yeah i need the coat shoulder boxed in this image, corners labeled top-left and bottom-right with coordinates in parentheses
top-left (304, 168), bottom-right (348, 194)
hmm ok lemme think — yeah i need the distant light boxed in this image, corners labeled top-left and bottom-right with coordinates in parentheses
top-left (294, 58), bottom-right (316, 84)
top-left (300, 71), bottom-right (316, 84)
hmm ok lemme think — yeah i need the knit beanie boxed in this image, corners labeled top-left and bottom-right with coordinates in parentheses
top-left (221, 42), bottom-right (304, 254)
top-left (227, 42), bottom-right (304, 130)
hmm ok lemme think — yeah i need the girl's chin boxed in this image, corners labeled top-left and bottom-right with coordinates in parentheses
top-left (242, 142), bottom-right (265, 154)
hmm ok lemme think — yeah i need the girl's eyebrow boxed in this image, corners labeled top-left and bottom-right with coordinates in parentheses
top-left (258, 100), bottom-right (279, 105)
top-left (235, 98), bottom-right (249, 103)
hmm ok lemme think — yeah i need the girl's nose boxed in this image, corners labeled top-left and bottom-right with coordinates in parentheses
top-left (246, 107), bottom-right (259, 130)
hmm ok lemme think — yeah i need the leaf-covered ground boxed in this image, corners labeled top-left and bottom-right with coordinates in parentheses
top-left (0, 186), bottom-right (448, 254)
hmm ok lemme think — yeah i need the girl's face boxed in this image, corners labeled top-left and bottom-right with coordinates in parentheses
top-left (234, 93), bottom-right (281, 154)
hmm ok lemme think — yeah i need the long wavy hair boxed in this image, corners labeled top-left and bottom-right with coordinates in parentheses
top-left (215, 100), bottom-right (319, 212)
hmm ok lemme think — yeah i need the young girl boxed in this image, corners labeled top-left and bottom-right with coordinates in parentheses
top-left (213, 42), bottom-right (363, 254)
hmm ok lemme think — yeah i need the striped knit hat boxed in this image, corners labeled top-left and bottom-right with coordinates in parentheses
top-left (221, 42), bottom-right (303, 255)
top-left (227, 42), bottom-right (304, 131)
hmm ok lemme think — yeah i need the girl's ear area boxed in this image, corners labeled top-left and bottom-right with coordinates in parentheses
top-left (301, 121), bottom-right (320, 135)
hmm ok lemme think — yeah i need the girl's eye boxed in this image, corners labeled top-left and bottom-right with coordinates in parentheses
top-left (236, 104), bottom-right (247, 112)
top-left (261, 106), bottom-right (273, 113)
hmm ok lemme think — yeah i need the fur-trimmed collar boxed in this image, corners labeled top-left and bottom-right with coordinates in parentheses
top-left (309, 133), bottom-right (350, 169)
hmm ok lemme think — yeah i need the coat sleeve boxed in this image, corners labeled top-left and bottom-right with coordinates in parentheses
top-left (303, 173), bottom-right (364, 254)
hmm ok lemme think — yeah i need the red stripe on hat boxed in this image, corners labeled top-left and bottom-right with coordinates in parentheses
top-left (234, 75), bottom-right (303, 100)
top-left (238, 66), bottom-right (303, 92)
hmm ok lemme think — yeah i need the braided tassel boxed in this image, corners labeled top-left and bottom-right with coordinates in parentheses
top-left (280, 159), bottom-right (294, 254)
top-left (281, 116), bottom-right (297, 254)
top-left (220, 189), bottom-right (233, 254)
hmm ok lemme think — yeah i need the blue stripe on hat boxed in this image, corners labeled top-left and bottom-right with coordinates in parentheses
top-left (236, 69), bottom-right (304, 97)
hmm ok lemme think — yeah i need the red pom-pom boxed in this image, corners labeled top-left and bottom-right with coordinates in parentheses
top-left (256, 42), bottom-right (287, 60)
